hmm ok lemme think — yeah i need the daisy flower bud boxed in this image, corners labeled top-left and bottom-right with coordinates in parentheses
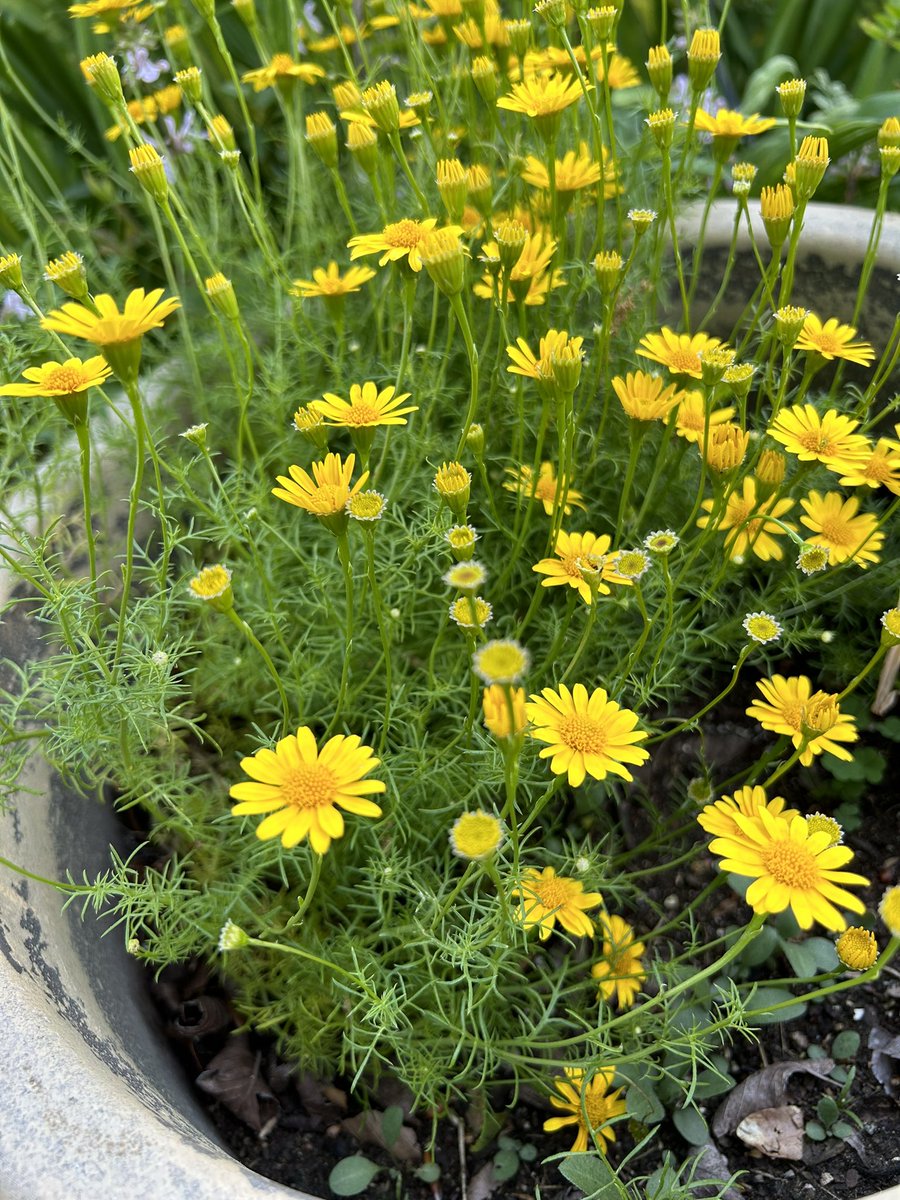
top-left (645, 45), bottom-right (672, 101)
top-left (835, 927), bottom-right (878, 971)
top-left (44, 251), bottom-right (89, 301)
top-left (776, 78), bottom-right (806, 119)
top-left (306, 112), bottom-right (339, 169)
top-left (129, 144), bottom-right (169, 205)
top-left (189, 564), bottom-right (234, 613)
top-left (687, 28), bottom-right (720, 93)
top-left (449, 811), bottom-right (505, 860)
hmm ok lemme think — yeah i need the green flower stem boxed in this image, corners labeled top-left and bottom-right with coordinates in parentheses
top-left (615, 422), bottom-right (644, 544)
top-left (598, 43), bottom-right (623, 244)
top-left (482, 856), bottom-right (514, 931)
top-left (617, 585), bottom-right (653, 681)
top-left (451, 292), bottom-right (480, 458)
top-left (463, 634), bottom-right (480, 745)
top-left (243, 934), bottom-right (381, 1005)
top-left (699, 202), bottom-right (742, 329)
top-left (860, 313), bottom-right (900, 417)
top-left (851, 173), bottom-right (890, 329)
top-left (518, 773), bottom-right (566, 839)
top-left (531, 592), bottom-right (578, 690)
top-left (759, 744), bottom-right (804, 791)
top-left (284, 853), bottom-right (323, 928)
top-left (598, 913), bottom-right (765, 1037)
top-left (686, 162), bottom-right (723, 313)
top-left (674, 91), bottom-right (700, 193)
top-left (634, 410), bottom-right (678, 528)
top-left (114, 378), bottom-right (149, 667)
top-left (647, 645), bottom-right (751, 744)
top-left (740, 937), bottom-right (899, 1023)
top-left (364, 532), bottom-right (393, 751)
top-left (387, 130), bottom-right (429, 214)
top-left (548, 391), bottom-right (575, 553)
top-left (648, 556), bottom-right (676, 674)
top-left (643, 874), bottom-right (728, 941)
top-left (73, 420), bottom-right (98, 616)
top-left (430, 862), bottom-right (476, 929)
top-left (205, 12), bottom-right (263, 204)
top-left (326, 531), bottom-right (355, 736)
top-left (661, 148), bottom-right (691, 330)
top-left (329, 166), bottom-right (359, 237)
top-left (225, 607), bottom-right (291, 732)
top-left (837, 644), bottom-right (887, 703)
top-left (777, 195), bottom-right (809, 306)
top-left (499, 738), bottom-right (521, 876)
top-left (560, 601), bottom-right (598, 684)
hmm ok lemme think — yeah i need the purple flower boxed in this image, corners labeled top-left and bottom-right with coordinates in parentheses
top-left (1, 290), bottom-right (30, 322)
top-left (125, 47), bottom-right (169, 86)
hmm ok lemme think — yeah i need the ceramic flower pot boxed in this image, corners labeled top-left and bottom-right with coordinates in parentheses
top-left (677, 200), bottom-right (900, 366)
top-left (1, 200), bottom-right (899, 1200)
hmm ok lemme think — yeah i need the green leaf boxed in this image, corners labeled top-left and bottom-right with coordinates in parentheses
top-left (617, 1064), bottom-right (665, 1125)
top-left (741, 54), bottom-right (799, 114)
top-left (558, 1153), bottom-right (620, 1198)
top-left (807, 1044), bottom-right (828, 1060)
top-left (829, 1065), bottom-right (850, 1084)
top-left (805, 1120), bottom-right (827, 1141)
top-left (519, 1143), bottom-right (537, 1162)
top-left (381, 1104), bottom-right (404, 1149)
top-left (672, 1105), bottom-right (709, 1145)
top-left (694, 1067), bottom-right (735, 1100)
top-left (832, 1120), bottom-right (855, 1139)
top-left (739, 924), bottom-right (781, 967)
top-left (807, 937), bottom-right (839, 973)
top-left (831, 1030), bottom-right (860, 1062)
top-left (876, 715), bottom-right (900, 741)
top-left (783, 939), bottom-right (819, 980)
top-left (817, 1096), bottom-right (840, 1127)
top-left (492, 1148), bottom-right (519, 1182)
top-left (328, 1156), bottom-right (382, 1196)
top-left (750, 987), bottom-right (807, 1023)
top-left (415, 1163), bottom-right (442, 1183)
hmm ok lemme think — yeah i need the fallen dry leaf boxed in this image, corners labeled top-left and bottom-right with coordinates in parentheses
top-left (295, 1070), bottom-right (348, 1118)
top-left (736, 1105), bottom-right (804, 1160)
top-left (195, 1035), bottom-right (279, 1135)
top-left (341, 1110), bottom-right (421, 1163)
top-left (712, 1059), bottom-right (834, 1138)
top-left (468, 1161), bottom-right (500, 1200)
top-left (693, 1143), bottom-right (741, 1199)
top-left (170, 996), bottom-right (232, 1039)
top-left (869, 1025), bottom-right (900, 1099)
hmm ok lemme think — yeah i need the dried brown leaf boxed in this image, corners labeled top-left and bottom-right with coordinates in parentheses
top-left (295, 1070), bottom-right (347, 1118)
top-left (195, 1035), bottom-right (279, 1135)
top-left (736, 1105), bottom-right (804, 1160)
top-left (712, 1058), bottom-right (834, 1138)
top-left (693, 1143), bottom-right (741, 1199)
top-left (869, 1025), bottom-right (900, 1099)
top-left (341, 1110), bottom-right (421, 1163)
top-left (468, 1162), bottom-right (500, 1200)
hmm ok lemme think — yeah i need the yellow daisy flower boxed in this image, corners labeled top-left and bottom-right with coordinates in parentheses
top-left (473, 231), bottom-right (562, 306)
top-left (596, 52), bottom-right (641, 89)
top-left (520, 142), bottom-right (617, 200)
top-left (879, 886), bottom-right (900, 936)
top-left (229, 727), bottom-right (385, 854)
top-left (512, 866), bottom-right (603, 939)
top-left (348, 218), bottom-right (460, 272)
top-left (272, 451), bottom-right (369, 531)
top-left (449, 811), bottom-right (504, 860)
top-left (482, 685), bottom-right (528, 739)
top-left (41, 288), bottom-right (180, 347)
top-left (767, 404), bottom-right (870, 467)
top-left (832, 437), bottom-right (900, 493)
top-left (836, 927), bottom-right (878, 971)
top-left (502, 462), bottom-right (585, 516)
top-left (0, 356), bottom-right (111, 398)
top-left (709, 809), bottom-right (868, 931)
top-left (506, 329), bottom-right (584, 395)
top-left (313, 382), bottom-right (417, 427)
top-left (636, 327), bottom-right (722, 378)
top-left (544, 1067), bottom-right (626, 1153)
top-left (674, 390), bottom-right (735, 443)
top-left (746, 674), bottom-right (858, 766)
top-left (694, 107), bottom-right (777, 139)
top-left (697, 785), bottom-right (798, 842)
top-left (241, 53), bottom-right (326, 91)
top-left (612, 370), bottom-right (683, 421)
top-left (290, 263), bottom-right (377, 298)
top-left (795, 314), bottom-right (876, 366)
top-left (526, 682), bottom-right (649, 786)
top-left (591, 914), bottom-right (646, 1008)
top-left (799, 490), bottom-right (883, 568)
top-left (532, 530), bottom-right (629, 605)
top-left (697, 476), bottom-right (796, 561)
top-left (496, 72), bottom-right (583, 133)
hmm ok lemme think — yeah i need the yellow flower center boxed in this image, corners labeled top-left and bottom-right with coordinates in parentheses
top-left (560, 553), bottom-right (583, 579)
top-left (530, 876), bottom-right (571, 909)
top-left (385, 219), bottom-right (425, 248)
top-left (780, 701), bottom-right (804, 731)
top-left (344, 403), bottom-right (381, 425)
top-left (582, 1089), bottom-right (611, 1129)
top-left (559, 713), bottom-right (607, 754)
top-left (310, 484), bottom-right (345, 514)
top-left (762, 839), bottom-right (819, 889)
top-left (280, 763), bottom-right (336, 809)
top-left (451, 812), bottom-right (503, 858)
top-left (44, 366), bottom-right (88, 392)
top-left (819, 515), bottom-right (853, 545)
top-left (669, 348), bottom-right (701, 374)
top-left (271, 53), bottom-right (294, 73)
top-left (808, 331), bottom-right (841, 355)
top-left (798, 430), bottom-right (836, 454)
top-left (534, 475), bottom-right (558, 501)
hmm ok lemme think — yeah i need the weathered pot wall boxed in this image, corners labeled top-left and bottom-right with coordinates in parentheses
top-left (677, 201), bottom-right (900, 374)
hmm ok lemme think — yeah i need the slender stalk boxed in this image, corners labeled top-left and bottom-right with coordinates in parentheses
top-left (364, 532), bottom-right (393, 751)
top-left (451, 293), bottom-right (480, 457)
top-left (225, 607), bottom-right (291, 732)
top-left (73, 421), bottom-right (98, 615)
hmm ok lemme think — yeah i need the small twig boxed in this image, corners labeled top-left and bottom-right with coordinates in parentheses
top-left (448, 1111), bottom-right (467, 1200)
